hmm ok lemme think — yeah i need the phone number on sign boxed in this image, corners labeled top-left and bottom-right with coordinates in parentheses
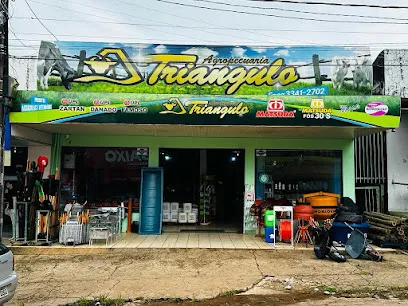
top-left (273, 88), bottom-right (327, 96)
top-left (303, 113), bottom-right (331, 119)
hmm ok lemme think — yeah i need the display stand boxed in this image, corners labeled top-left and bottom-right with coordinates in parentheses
top-left (200, 177), bottom-right (215, 225)
top-left (273, 206), bottom-right (294, 248)
top-left (35, 210), bottom-right (52, 243)
top-left (12, 202), bottom-right (29, 244)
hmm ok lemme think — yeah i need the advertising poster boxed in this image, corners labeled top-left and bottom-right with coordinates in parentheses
top-left (14, 41), bottom-right (373, 96)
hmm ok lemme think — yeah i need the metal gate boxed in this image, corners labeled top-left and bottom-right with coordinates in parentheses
top-left (354, 132), bottom-right (387, 212)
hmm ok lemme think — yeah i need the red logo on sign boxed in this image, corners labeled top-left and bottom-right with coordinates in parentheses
top-left (61, 98), bottom-right (68, 105)
top-left (267, 99), bottom-right (284, 112)
top-left (256, 98), bottom-right (295, 118)
top-left (93, 99), bottom-right (100, 106)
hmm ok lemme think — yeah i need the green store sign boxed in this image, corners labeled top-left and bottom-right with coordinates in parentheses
top-left (10, 91), bottom-right (400, 128)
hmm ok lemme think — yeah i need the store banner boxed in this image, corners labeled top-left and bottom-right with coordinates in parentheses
top-left (10, 91), bottom-right (400, 128)
top-left (11, 41), bottom-right (373, 96)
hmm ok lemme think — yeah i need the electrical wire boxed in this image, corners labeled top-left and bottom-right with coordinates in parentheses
top-left (24, 0), bottom-right (59, 41)
top-left (7, 42), bottom-right (396, 51)
top-left (154, 0), bottom-right (408, 25)
top-left (7, 41), bottom-right (401, 53)
top-left (11, 17), bottom-right (408, 36)
top-left (190, 0), bottom-right (408, 22)
top-left (27, 0), bottom-right (270, 45)
top-left (247, 0), bottom-right (408, 9)
top-left (25, 0), bottom-right (222, 44)
top-left (115, 0), bottom-right (307, 45)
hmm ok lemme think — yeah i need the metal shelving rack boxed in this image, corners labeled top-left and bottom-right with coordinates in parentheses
top-left (12, 202), bottom-right (29, 244)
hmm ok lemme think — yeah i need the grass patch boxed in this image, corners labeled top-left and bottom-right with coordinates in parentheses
top-left (219, 289), bottom-right (243, 297)
top-left (338, 286), bottom-right (408, 300)
top-left (318, 285), bottom-right (337, 293)
top-left (359, 271), bottom-right (373, 276)
top-left (71, 295), bottom-right (125, 306)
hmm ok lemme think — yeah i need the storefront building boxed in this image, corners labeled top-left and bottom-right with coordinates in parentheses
top-left (8, 42), bottom-right (401, 234)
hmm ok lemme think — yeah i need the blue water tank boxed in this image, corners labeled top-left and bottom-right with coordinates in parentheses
top-left (139, 167), bottom-right (163, 235)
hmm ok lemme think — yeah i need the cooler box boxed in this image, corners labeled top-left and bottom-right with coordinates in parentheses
top-left (265, 226), bottom-right (275, 243)
top-left (330, 221), bottom-right (370, 245)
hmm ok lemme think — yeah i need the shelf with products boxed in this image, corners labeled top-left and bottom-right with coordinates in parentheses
top-left (199, 176), bottom-right (216, 225)
top-left (263, 180), bottom-right (331, 202)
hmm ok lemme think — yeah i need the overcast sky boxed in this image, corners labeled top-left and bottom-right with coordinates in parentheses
top-left (8, 0), bottom-right (408, 60)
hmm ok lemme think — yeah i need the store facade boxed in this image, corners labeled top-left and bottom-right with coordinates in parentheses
top-left (8, 42), bottom-right (401, 234)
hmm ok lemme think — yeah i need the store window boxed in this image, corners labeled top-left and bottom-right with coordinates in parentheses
top-left (60, 147), bottom-right (149, 205)
top-left (255, 149), bottom-right (342, 202)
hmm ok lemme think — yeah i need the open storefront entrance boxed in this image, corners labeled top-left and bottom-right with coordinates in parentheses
top-left (159, 148), bottom-right (244, 233)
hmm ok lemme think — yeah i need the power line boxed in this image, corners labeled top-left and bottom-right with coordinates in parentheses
top-left (7, 42), bottom-right (395, 51)
top-left (26, 0), bottom-right (224, 44)
top-left (191, 0), bottom-right (408, 22)
top-left (29, 0), bottom-right (280, 45)
top-left (11, 17), bottom-right (408, 36)
top-left (154, 0), bottom-right (408, 24)
top-left (24, 0), bottom-right (59, 41)
top-left (116, 0), bottom-right (307, 45)
top-left (247, 0), bottom-right (408, 9)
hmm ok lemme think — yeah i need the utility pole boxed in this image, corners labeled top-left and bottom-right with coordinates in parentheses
top-left (0, 0), bottom-right (9, 243)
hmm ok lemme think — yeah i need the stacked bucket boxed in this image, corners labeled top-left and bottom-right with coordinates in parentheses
top-left (264, 210), bottom-right (276, 243)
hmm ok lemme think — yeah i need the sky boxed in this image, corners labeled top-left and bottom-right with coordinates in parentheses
top-left (8, 0), bottom-right (408, 57)
top-left (7, 0), bottom-right (408, 88)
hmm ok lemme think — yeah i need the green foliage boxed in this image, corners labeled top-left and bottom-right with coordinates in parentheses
top-left (318, 285), bottom-right (337, 293)
top-left (39, 78), bottom-right (371, 96)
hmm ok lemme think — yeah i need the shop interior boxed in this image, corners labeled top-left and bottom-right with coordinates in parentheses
top-left (255, 149), bottom-right (342, 203)
top-left (159, 148), bottom-right (245, 233)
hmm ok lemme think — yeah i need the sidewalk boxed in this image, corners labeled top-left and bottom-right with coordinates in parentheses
top-left (7, 232), bottom-right (398, 255)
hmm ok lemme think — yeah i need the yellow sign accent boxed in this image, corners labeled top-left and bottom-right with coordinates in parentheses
top-left (160, 98), bottom-right (187, 115)
top-left (74, 49), bottom-right (299, 95)
top-left (75, 48), bottom-right (143, 85)
top-left (160, 98), bottom-right (249, 119)
top-left (310, 99), bottom-right (324, 109)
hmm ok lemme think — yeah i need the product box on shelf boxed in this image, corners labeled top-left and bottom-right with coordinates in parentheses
top-left (163, 202), bottom-right (170, 212)
top-left (183, 203), bottom-right (192, 213)
top-left (171, 202), bottom-right (179, 212)
top-left (162, 211), bottom-right (171, 222)
top-left (178, 212), bottom-right (187, 223)
top-left (187, 212), bottom-right (197, 223)
top-left (170, 212), bottom-right (179, 223)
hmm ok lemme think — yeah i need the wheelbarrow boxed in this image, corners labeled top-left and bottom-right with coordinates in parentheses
top-left (344, 222), bottom-right (383, 262)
